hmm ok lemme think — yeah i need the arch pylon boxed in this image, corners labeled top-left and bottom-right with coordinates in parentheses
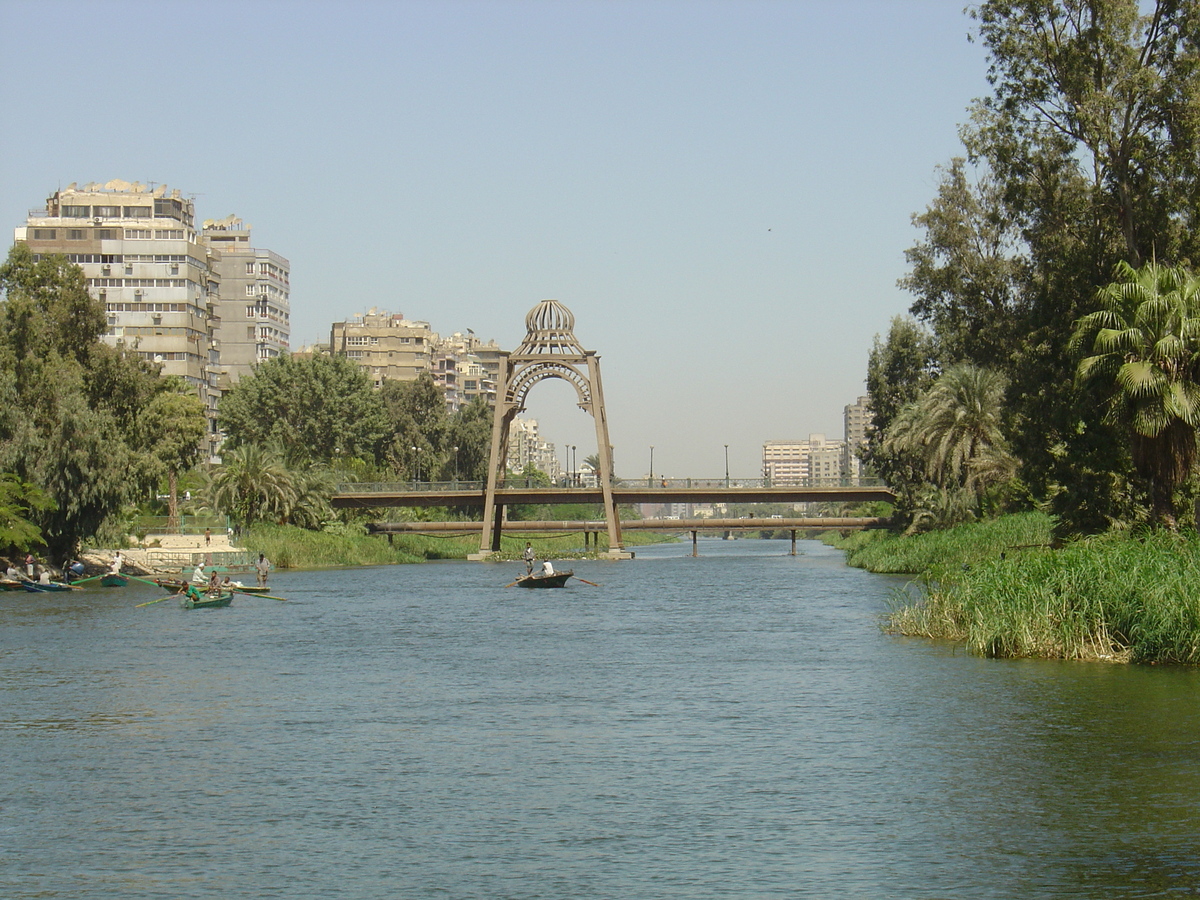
top-left (478, 299), bottom-right (626, 557)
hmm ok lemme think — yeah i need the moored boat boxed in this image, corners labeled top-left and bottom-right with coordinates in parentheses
top-left (100, 573), bottom-right (128, 587)
top-left (0, 578), bottom-right (25, 591)
top-left (23, 580), bottom-right (77, 592)
top-left (514, 569), bottom-right (573, 588)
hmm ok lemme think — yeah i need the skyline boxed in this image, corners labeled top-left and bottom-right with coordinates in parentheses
top-left (0, 0), bottom-right (990, 477)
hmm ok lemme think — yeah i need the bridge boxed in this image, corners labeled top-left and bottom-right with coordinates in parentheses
top-left (332, 479), bottom-right (895, 558)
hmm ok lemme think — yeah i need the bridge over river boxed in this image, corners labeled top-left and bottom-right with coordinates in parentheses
top-left (332, 480), bottom-right (895, 558)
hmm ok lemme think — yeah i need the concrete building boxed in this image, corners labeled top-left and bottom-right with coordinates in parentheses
top-left (17, 181), bottom-right (223, 458)
top-left (762, 434), bottom-right (847, 485)
top-left (202, 215), bottom-right (290, 384)
top-left (843, 395), bottom-right (871, 483)
top-left (329, 310), bottom-right (437, 387)
top-left (506, 417), bottom-right (560, 480)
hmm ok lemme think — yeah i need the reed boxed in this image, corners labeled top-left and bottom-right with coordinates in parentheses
top-left (858, 515), bottom-right (1200, 664)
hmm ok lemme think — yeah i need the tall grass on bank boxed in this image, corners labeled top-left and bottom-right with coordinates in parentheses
top-left (841, 515), bottom-right (1200, 664)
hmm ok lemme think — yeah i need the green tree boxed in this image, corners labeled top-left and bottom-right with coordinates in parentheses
top-left (219, 353), bottom-right (389, 465)
top-left (138, 377), bottom-right (208, 530)
top-left (0, 473), bottom-right (54, 554)
top-left (443, 397), bottom-right (493, 482)
top-left (381, 373), bottom-right (448, 479)
top-left (1071, 261), bottom-right (1200, 528)
top-left (209, 443), bottom-right (297, 529)
top-left (885, 363), bottom-right (1017, 504)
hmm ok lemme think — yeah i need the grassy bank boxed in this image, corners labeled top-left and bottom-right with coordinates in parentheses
top-left (240, 523), bottom-right (672, 569)
top-left (830, 513), bottom-right (1200, 664)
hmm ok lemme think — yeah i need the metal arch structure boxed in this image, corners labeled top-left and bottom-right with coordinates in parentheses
top-left (477, 299), bottom-right (626, 558)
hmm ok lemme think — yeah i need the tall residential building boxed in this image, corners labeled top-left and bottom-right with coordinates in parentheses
top-left (202, 215), bottom-right (291, 384)
top-left (16, 181), bottom-right (222, 457)
top-left (507, 417), bottom-right (560, 479)
top-left (843, 395), bottom-right (870, 483)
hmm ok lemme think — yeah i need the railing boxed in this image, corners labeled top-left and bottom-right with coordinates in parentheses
top-left (335, 476), bottom-right (888, 493)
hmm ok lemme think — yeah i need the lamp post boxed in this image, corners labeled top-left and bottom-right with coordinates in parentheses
top-left (649, 445), bottom-right (654, 487)
top-left (411, 446), bottom-right (421, 483)
top-left (724, 444), bottom-right (730, 488)
top-left (453, 445), bottom-right (460, 484)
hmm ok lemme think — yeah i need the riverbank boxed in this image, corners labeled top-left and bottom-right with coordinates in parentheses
top-left (831, 513), bottom-right (1200, 665)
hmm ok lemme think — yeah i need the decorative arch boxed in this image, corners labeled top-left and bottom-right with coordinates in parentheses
top-left (479, 300), bottom-right (623, 557)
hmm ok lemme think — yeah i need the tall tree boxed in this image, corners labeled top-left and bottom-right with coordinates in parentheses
top-left (443, 397), bottom-right (493, 482)
top-left (208, 443), bottom-right (297, 529)
top-left (218, 353), bottom-right (389, 465)
top-left (380, 373), bottom-right (448, 479)
top-left (1071, 261), bottom-right (1200, 528)
top-left (138, 378), bottom-right (208, 530)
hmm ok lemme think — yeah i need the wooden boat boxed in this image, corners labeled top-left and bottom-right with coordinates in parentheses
top-left (153, 578), bottom-right (189, 592)
top-left (99, 573), bottom-right (128, 587)
top-left (514, 569), bottom-right (573, 588)
top-left (22, 580), bottom-right (77, 592)
top-left (182, 589), bottom-right (233, 609)
top-left (235, 584), bottom-right (271, 594)
top-left (0, 578), bottom-right (25, 591)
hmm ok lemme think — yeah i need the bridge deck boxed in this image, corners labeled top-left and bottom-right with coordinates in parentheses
top-left (367, 517), bottom-right (887, 533)
top-left (334, 485), bottom-right (895, 509)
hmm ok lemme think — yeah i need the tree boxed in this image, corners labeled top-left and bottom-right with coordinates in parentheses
top-left (218, 353), bottom-right (389, 465)
top-left (0, 244), bottom-right (164, 560)
top-left (208, 443), bottom-right (297, 529)
top-left (884, 363), bottom-right (1016, 504)
top-left (138, 377), bottom-right (208, 530)
top-left (380, 373), bottom-right (448, 479)
top-left (0, 473), bottom-right (54, 554)
top-left (1071, 261), bottom-right (1200, 528)
top-left (443, 397), bottom-right (493, 482)
top-left (899, 0), bottom-right (1200, 535)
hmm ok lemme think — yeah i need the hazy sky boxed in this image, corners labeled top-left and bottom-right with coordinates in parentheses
top-left (0, 0), bottom-right (989, 478)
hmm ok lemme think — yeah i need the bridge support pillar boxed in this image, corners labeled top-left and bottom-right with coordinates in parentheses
top-left (790, 530), bottom-right (797, 555)
top-left (692, 530), bottom-right (698, 557)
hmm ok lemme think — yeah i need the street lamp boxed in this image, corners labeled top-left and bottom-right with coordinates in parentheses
top-left (724, 444), bottom-right (730, 488)
top-left (453, 445), bottom-right (460, 483)
top-left (411, 446), bottom-right (421, 483)
top-left (649, 445), bottom-right (654, 486)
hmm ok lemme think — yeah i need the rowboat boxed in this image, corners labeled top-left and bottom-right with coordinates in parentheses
top-left (0, 578), bottom-right (25, 591)
top-left (100, 573), bottom-right (128, 587)
top-left (22, 580), bottom-right (77, 592)
top-left (234, 585), bottom-right (271, 594)
top-left (514, 569), bottom-right (573, 588)
top-left (182, 589), bottom-right (233, 609)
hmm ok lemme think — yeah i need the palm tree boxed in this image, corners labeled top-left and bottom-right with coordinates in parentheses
top-left (209, 443), bottom-right (297, 529)
top-left (883, 363), bottom-right (1015, 504)
top-left (1071, 261), bottom-right (1200, 529)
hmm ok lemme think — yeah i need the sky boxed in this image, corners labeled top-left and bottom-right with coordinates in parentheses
top-left (0, 0), bottom-right (990, 479)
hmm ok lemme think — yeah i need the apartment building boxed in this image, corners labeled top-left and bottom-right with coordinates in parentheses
top-left (843, 395), bottom-right (871, 482)
top-left (202, 215), bottom-right (291, 383)
top-left (507, 417), bottom-right (561, 480)
top-left (17, 181), bottom-right (222, 457)
top-left (762, 433), bottom-right (847, 485)
top-left (329, 310), bottom-right (436, 387)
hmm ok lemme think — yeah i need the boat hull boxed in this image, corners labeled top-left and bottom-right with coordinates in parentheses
top-left (100, 574), bottom-right (128, 587)
top-left (515, 570), bottom-right (573, 588)
top-left (22, 581), bottom-right (75, 592)
top-left (183, 590), bottom-right (233, 609)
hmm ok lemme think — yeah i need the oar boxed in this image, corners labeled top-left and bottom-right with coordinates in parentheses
top-left (230, 586), bottom-right (288, 601)
top-left (575, 578), bottom-right (601, 587)
top-left (71, 573), bottom-right (107, 584)
top-left (136, 595), bottom-right (177, 608)
top-left (128, 574), bottom-right (169, 589)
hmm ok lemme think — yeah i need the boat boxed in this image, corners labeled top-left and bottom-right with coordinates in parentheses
top-left (234, 584), bottom-right (271, 594)
top-left (22, 580), bottom-right (77, 592)
top-left (99, 573), bottom-right (128, 587)
top-left (153, 578), bottom-right (189, 592)
top-left (514, 569), bottom-right (574, 588)
top-left (182, 589), bottom-right (233, 609)
top-left (0, 578), bottom-right (25, 591)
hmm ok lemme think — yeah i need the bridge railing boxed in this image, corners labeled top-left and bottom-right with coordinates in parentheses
top-left (334, 476), bottom-right (889, 493)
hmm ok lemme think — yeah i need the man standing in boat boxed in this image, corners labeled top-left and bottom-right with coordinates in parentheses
top-left (255, 553), bottom-right (272, 587)
top-left (523, 542), bottom-right (535, 574)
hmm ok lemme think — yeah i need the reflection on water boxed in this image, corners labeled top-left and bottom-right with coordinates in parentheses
top-left (2, 539), bottom-right (1198, 898)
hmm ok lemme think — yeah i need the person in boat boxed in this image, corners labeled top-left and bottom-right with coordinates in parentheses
top-left (109, 551), bottom-right (123, 575)
top-left (541, 560), bottom-right (555, 577)
top-left (523, 542), bottom-right (535, 574)
top-left (38, 568), bottom-right (51, 584)
top-left (208, 570), bottom-right (222, 593)
top-left (255, 554), bottom-right (271, 587)
top-left (25, 553), bottom-right (35, 579)
top-left (184, 582), bottom-right (204, 603)
top-left (67, 560), bottom-right (85, 583)
top-left (6, 564), bottom-right (21, 580)
top-left (191, 563), bottom-right (207, 586)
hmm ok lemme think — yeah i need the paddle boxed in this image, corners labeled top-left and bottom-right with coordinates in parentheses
top-left (72, 573), bottom-right (106, 584)
top-left (128, 574), bottom-right (170, 589)
top-left (230, 586), bottom-right (288, 602)
top-left (135, 595), bottom-right (177, 608)
top-left (575, 578), bottom-right (601, 587)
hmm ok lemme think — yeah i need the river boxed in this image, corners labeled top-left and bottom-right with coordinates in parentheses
top-left (2, 539), bottom-right (1199, 898)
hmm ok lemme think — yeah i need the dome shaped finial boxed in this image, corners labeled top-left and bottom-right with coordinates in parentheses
top-left (514, 299), bottom-right (586, 356)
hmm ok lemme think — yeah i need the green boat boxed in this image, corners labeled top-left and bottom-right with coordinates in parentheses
top-left (99, 573), bottom-right (128, 587)
top-left (182, 589), bottom-right (233, 609)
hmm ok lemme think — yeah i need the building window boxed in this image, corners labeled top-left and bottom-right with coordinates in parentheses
top-left (94, 228), bottom-right (120, 240)
top-left (32, 229), bottom-right (56, 240)
top-left (61, 205), bottom-right (90, 218)
top-left (94, 206), bottom-right (121, 218)
top-left (245, 262), bottom-right (255, 274)
top-left (123, 206), bottom-right (151, 218)
top-left (66, 229), bottom-right (86, 241)
top-left (124, 229), bottom-right (151, 239)
top-left (247, 327), bottom-right (255, 339)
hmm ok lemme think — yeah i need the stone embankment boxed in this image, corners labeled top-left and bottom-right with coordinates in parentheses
top-left (80, 533), bottom-right (250, 576)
